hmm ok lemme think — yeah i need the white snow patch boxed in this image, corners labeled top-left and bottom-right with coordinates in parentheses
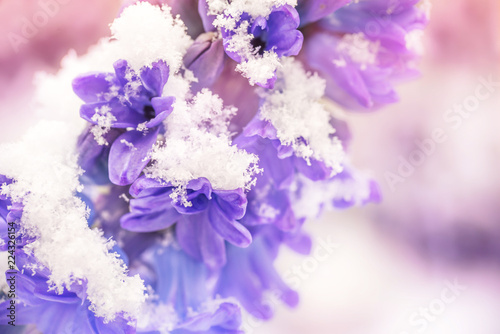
top-left (110, 2), bottom-right (193, 73)
top-left (145, 89), bottom-right (260, 206)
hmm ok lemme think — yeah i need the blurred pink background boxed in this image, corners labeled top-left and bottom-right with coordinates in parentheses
top-left (0, 0), bottom-right (499, 333)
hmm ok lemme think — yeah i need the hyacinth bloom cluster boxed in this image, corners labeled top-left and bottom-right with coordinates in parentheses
top-left (0, 0), bottom-right (427, 333)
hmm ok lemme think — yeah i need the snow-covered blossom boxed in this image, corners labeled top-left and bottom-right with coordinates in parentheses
top-left (0, 0), bottom-right (427, 332)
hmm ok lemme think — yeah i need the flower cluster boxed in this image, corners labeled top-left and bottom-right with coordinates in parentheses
top-left (0, 0), bottom-right (428, 333)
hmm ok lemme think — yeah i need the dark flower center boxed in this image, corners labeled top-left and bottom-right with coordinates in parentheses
top-left (251, 36), bottom-right (267, 55)
top-left (143, 104), bottom-right (156, 120)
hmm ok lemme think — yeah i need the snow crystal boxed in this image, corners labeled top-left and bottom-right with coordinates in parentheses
top-left (258, 59), bottom-right (345, 173)
top-left (91, 105), bottom-right (117, 145)
top-left (145, 89), bottom-right (260, 204)
top-left (110, 2), bottom-right (192, 73)
top-left (120, 138), bottom-right (137, 151)
top-left (0, 121), bottom-right (146, 322)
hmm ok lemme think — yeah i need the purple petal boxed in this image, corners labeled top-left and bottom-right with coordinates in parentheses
top-left (120, 209), bottom-right (179, 232)
top-left (242, 117), bottom-right (278, 140)
top-left (262, 147), bottom-right (295, 189)
top-left (129, 175), bottom-right (169, 197)
top-left (177, 211), bottom-right (228, 268)
top-left (305, 33), bottom-right (375, 109)
top-left (108, 129), bottom-right (159, 186)
top-left (200, 215), bottom-right (227, 268)
top-left (33, 285), bottom-right (80, 304)
top-left (140, 60), bottom-right (170, 96)
top-left (172, 178), bottom-right (213, 214)
top-left (330, 117), bottom-right (352, 149)
top-left (296, 0), bottom-right (351, 26)
top-left (265, 5), bottom-right (303, 57)
top-left (213, 189), bottom-right (247, 220)
top-left (113, 59), bottom-right (133, 85)
top-left (146, 96), bottom-right (175, 128)
top-left (128, 192), bottom-right (173, 214)
top-left (208, 202), bottom-right (252, 248)
top-left (184, 33), bottom-right (226, 92)
top-left (80, 100), bottom-right (148, 128)
top-left (72, 72), bottom-right (116, 103)
top-left (198, 0), bottom-right (217, 32)
top-left (294, 156), bottom-right (332, 181)
top-left (176, 215), bottom-right (203, 261)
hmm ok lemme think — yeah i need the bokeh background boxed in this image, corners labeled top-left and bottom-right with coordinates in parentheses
top-left (0, 0), bottom-right (499, 333)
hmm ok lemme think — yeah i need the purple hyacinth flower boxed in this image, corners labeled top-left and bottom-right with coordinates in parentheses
top-left (120, 176), bottom-right (252, 268)
top-left (296, 0), bottom-right (351, 26)
top-left (220, 5), bottom-right (303, 88)
top-left (135, 245), bottom-right (243, 333)
top-left (216, 225), bottom-right (310, 320)
top-left (73, 59), bottom-right (175, 185)
top-left (302, 0), bottom-right (428, 110)
top-left (221, 6), bottom-right (303, 60)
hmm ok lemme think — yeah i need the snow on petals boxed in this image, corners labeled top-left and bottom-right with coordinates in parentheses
top-left (258, 58), bottom-right (345, 173)
top-left (0, 121), bottom-right (147, 322)
top-left (110, 2), bottom-right (192, 73)
top-left (145, 89), bottom-right (261, 205)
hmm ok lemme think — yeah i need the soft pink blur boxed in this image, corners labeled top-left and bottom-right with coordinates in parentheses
top-left (0, 0), bottom-right (121, 141)
top-left (265, 0), bottom-right (500, 333)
